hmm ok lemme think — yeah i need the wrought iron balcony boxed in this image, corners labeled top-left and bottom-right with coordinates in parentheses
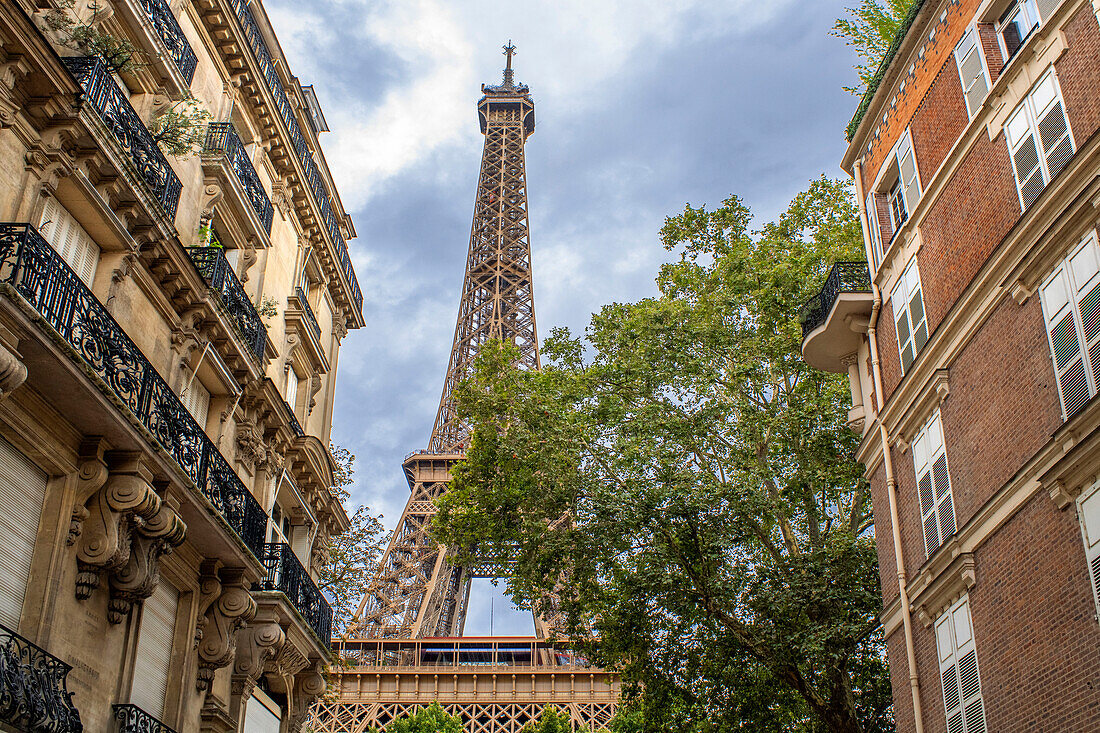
top-left (0, 224), bottom-right (268, 561)
top-left (139, 0), bottom-right (198, 83)
top-left (186, 247), bottom-right (267, 362)
top-left (62, 57), bottom-right (182, 219)
top-left (203, 123), bottom-right (274, 234)
top-left (258, 543), bottom-right (333, 648)
top-left (0, 622), bottom-right (81, 732)
top-left (295, 287), bottom-right (321, 342)
top-left (225, 0), bottom-right (363, 316)
top-left (284, 398), bottom-right (304, 438)
top-left (800, 261), bottom-right (872, 340)
top-left (113, 704), bottom-right (175, 733)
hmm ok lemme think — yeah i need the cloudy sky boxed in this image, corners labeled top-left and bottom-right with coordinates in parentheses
top-left (266, 0), bottom-right (862, 634)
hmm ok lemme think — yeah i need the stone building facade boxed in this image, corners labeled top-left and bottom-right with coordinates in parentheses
top-left (802, 0), bottom-right (1100, 730)
top-left (0, 0), bottom-right (360, 730)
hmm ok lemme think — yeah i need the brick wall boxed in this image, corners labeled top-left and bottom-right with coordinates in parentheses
top-left (910, 58), bottom-right (969, 188)
top-left (868, 462), bottom-right (899, 604)
top-left (939, 295), bottom-right (1061, 526)
top-left (1057, 5), bottom-right (1100, 146)
top-left (970, 491), bottom-right (1100, 730)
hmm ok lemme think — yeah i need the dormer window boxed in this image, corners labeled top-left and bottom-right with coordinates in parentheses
top-left (998, 0), bottom-right (1040, 62)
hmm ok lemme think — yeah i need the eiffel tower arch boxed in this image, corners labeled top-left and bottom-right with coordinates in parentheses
top-left (311, 45), bottom-right (619, 732)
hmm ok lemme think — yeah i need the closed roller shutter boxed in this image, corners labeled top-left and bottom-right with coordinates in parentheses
top-left (130, 580), bottom-right (179, 720)
top-left (38, 197), bottom-right (100, 286)
top-left (0, 437), bottom-right (47, 629)
top-left (243, 690), bottom-right (282, 733)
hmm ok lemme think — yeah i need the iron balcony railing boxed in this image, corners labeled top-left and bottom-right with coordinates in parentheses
top-left (186, 247), bottom-right (267, 362)
top-left (0, 224), bottom-right (268, 561)
top-left (283, 397), bottom-right (304, 438)
top-left (203, 123), bottom-right (274, 234)
top-left (258, 543), bottom-right (333, 648)
top-left (799, 261), bottom-right (872, 340)
top-left (113, 704), bottom-right (175, 733)
top-left (63, 57), bottom-right (182, 219)
top-left (139, 0), bottom-right (198, 83)
top-left (295, 287), bottom-right (321, 342)
top-left (224, 0), bottom-right (362, 315)
top-left (0, 622), bottom-right (82, 732)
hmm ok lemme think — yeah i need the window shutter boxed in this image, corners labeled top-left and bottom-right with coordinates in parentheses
top-left (38, 198), bottom-right (100, 286)
top-left (899, 141), bottom-right (921, 215)
top-left (130, 580), bottom-right (178, 720)
top-left (955, 28), bottom-right (989, 118)
top-left (0, 437), bottom-right (47, 629)
top-left (180, 369), bottom-right (211, 428)
top-left (1008, 106), bottom-right (1044, 208)
top-left (914, 412), bottom-right (955, 557)
top-left (286, 370), bottom-right (299, 414)
top-left (865, 192), bottom-right (883, 269)
top-left (243, 691), bottom-right (282, 733)
top-left (1078, 485), bottom-right (1100, 620)
top-left (1037, 99), bottom-right (1072, 180)
top-left (936, 597), bottom-right (986, 733)
top-left (1040, 235), bottom-right (1100, 418)
top-left (1036, 0), bottom-right (1061, 21)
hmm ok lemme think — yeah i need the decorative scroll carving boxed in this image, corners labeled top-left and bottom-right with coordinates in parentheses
top-left (307, 374), bottom-right (322, 415)
top-left (68, 439), bottom-right (109, 546)
top-left (231, 608), bottom-right (285, 700)
top-left (75, 455), bottom-right (159, 600)
top-left (196, 561), bottom-right (256, 691)
top-left (107, 500), bottom-right (186, 623)
top-left (289, 662), bottom-right (327, 733)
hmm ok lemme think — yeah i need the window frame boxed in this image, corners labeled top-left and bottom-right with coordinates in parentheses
top-left (935, 595), bottom-right (987, 733)
top-left (865, 190), bottom-right (884, 271)
top-left (1005, 68), bottom-right (1074, 210)
top-left (997, 0), bottom-right (1041, 63)
top-left (912, 409), bottom-right (957, 558)
top-left (870, 128), bottom-right (922, 247)
top-left (891, 258), bottom-right (929, 374)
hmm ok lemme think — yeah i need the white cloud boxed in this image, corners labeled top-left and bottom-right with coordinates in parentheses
top-left (267, 0), bottom-right (795, 211)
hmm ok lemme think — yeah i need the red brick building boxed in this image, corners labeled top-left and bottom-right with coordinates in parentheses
top-left (802, 1), bottom-right (1100, 730)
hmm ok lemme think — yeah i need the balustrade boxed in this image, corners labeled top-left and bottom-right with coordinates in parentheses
top-left (63, 57), bottom-right (182, 219)
top-left (203, 123), bottom-right (274, 234)
top-left (258, 543), bottom-right (332, 647)
top-left (800, 261), bottom-right (872, 339)
top-left (224, 0), bottom-right (362, 315)
top-left (0, 622), bottom-right (81, 733)
top-left (0, 224), bottom-right (268, 561)
top-left (186, 246), bottom-right (267, 362)
top-left (113, 704), bottom-right (176, 733)
top-left (295, 287), bottom-right (321, 342)
top-left (139, 0), bottom-right (198, 83)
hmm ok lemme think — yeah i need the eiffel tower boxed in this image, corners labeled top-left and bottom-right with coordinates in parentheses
top-left (311, 46), bottom-right (619, 733)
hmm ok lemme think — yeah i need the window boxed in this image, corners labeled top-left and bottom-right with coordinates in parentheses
top-left (912, 410), bottom-right (956, 557)
top-left (130, 580), bottom-right (178, 720)
top-left (865, 191), bottom-right (883, 270)
top-left (243, 689), bottom-right (282, 733)
top-left (180, 367), bottom-right (211, 427)
top-left (954, 26), bottom-right (990, 118)
top-left (892, 259), bottom-right (928, 373)
top-left (1078, 483), bottom-right (1100, 622)
top-left (39, 198), bottom-right (100, 286)
top-left (1039, 231), bottom-right (1100, 419)
top-left (998, 0), bottom-right (1040, 61)
top-left (891, 132), bottom-right (920, 232)
top-left (285, 368), bottom-right (299, 413)
top-left (0, 436), bottom-right (47, 629)
top-left (935, 596), bottom-right (987, 733)
top-left (1006, 70), bottom-right (1073, 209)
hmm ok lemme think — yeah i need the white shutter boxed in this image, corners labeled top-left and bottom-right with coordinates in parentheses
top-left (1078, 485), bottom-right (1100, 620)
top-left (0, 437), bottom-right (47, 629)
top-left (38, 198), bottom-right (100, 286)
top-left (865, 191), bottom-right (883, 270)
top-left (935, 597), bottom-right (986, 733)
top-left (1040, 233), bottom-right (1100, 418)
top-left (913, 411), bottom-right (956, 557)
top-left (180, 368), bottom-right (211, 428)
top-left (1036, 0), bottom-right (1062, 21)
top-left (286, 369), bottom-right (298, 414)
top-left (130, 580), bottom-right (179, 720)
top-left (243, 690), bottom-right (283, 733)
top-left (898, 133), bottom-right (921, 215)
top-left (893, 261), bottom-right (928, 373)
top-left (1032, 73), bottom-right (1073, 180)
top-left (955, 27), bottom-right (989, 118)
top-left (1006, 105), bottom-right (1044, 209)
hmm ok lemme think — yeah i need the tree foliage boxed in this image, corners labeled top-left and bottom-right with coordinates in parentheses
top-left (380, 703), bottom-right (464, 733)
top-left (521, 706), bottom-right (590, 733)
top-left (434, 178), bottom-right (892, 732)
top-left (832, 0), bottom-right (919, 95)
top-left (320, 444), bottom-right (386, 635)
top-left (149, 96), bottom-right (213, 158)
top-left (40, 1), bottom-right (144, 76)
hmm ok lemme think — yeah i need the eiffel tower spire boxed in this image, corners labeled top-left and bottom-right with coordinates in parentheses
top-left (429, 51), bottom-right (538, 453)
top-left (348, 46), bottom-right (538, 638)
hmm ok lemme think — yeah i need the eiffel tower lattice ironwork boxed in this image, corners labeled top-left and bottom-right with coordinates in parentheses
top-left (313, 46), bottom-right (618, 733)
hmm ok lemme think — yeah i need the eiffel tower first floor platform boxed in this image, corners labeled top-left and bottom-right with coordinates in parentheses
top-left (309, 637), bottom-right (620, 733)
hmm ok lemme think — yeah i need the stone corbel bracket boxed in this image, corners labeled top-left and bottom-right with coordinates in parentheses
top-left (289, 662), bottom-right (327, 733)
top-left (196, 560), bottom-right (257, 691)
top-left (231, 607), bottom-right (285, 701)
top-left (106, 495), bottom-right (187, 623)
top-left (74, 454), bottom-right (160, 600)
top-left (67, 437), bottom-right (109, 546)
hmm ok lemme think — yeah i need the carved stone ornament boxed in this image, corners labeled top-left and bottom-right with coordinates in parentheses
top-left (289, 662), bottom-right (327, 733)
top-left (75, 455), bottom-right (161, 600)
top-left (68, 439), bottom-right (108, 546)
top-left (235, 419), bottom-right (266, 473)
top-left (106, 500), bottom-right (186, 623)
top-left (196, 561), bottom-right (257, 691)
top-left (308, 374), bottom-right (322, 415)
top-left (232, 608), bottom-right (285, 699)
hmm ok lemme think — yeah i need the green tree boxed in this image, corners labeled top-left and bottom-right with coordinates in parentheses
top-left (39, 0), bottom-right (144, 76)
top-left (434, 178), bottom-right (892, 732)
top-left (149, 96), bottom-right (213, 158)
top-left (381, 702), bottom-right (464, 733)
top-left (832, 0), bottom-right (920, 95)
top-left (320, 444), bottom-right (386, 635)
top-left (521, 706), bottom-right (589, 733)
